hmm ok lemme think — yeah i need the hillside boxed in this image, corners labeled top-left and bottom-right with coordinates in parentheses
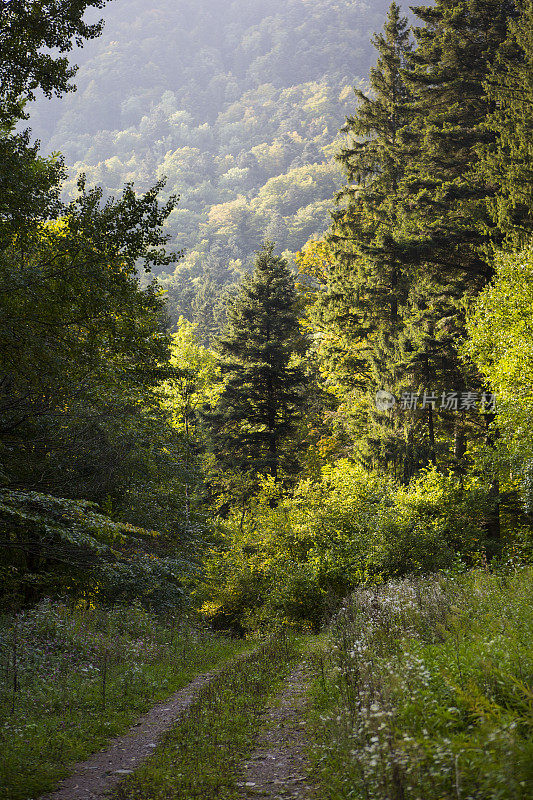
top-left (27, 0), bottom-right (392, 328)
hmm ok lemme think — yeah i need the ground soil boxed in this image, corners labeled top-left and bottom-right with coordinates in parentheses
top-left (236, 660), bottom-right (316, 800)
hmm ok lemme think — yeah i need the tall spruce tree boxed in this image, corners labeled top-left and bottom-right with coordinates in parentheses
top-left (208, 243), bottom-right (306, 480)
top-left (322, 3), bottom-right (415, 477)
top-left (481, 0), bottom-right (533, 246)
top-left (401, 0), bottom-right (516, 278)
top-left (395, 0), bottom-right (517, 472)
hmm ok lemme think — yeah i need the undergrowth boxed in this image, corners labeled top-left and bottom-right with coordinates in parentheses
top-left (309, 568), bottom-right (533, 800)
top-left (0, 600), bottom-right (247, 800)
top-left (113, 631), bottom-right (299, 800)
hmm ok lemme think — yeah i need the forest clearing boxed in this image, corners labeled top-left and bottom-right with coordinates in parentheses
top-left (2, 0), bottom-right (533, 798)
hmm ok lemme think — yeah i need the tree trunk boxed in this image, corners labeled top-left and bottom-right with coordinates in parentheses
top-left (483, 415), bottom-right (501, 558)
top-left (454, 419), bottom-right (467, 479)
top-left (267, 376), bottom-right (278, 479)
top-left (427, 405), bottom-right (436, 465)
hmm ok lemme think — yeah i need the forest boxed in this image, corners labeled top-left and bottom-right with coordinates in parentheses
top-left (27, 0), bottom-right (392, 336)
top-left (1, 1), bottom-right (533, 799)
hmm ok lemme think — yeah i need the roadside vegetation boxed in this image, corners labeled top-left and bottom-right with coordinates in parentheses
top-left (200, 461), bottom-right (527, 635)
top-left (309, 568), bottom-right (533, 800)
top-left (0, 602), bottom-right (246, 800)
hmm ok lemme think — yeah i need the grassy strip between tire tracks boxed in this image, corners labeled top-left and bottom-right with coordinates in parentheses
top-left (113, 631), bottom-right (300, 800)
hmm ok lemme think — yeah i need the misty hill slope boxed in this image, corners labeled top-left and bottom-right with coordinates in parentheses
top-left (28, 0), bottom-right (391, 327)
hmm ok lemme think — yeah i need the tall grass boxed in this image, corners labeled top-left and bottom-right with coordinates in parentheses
top-left (0, 600), bottom-right (246, 800)
top-left (310, 568), bottom-right (533, 800)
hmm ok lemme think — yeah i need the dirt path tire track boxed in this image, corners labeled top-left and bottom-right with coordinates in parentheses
top-left (40, 668), bottom-right (221, 800)
top-left (237, 660), bottom-right (316, 800)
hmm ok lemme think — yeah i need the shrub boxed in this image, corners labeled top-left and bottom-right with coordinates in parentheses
top-left (200, 464), bottom-right (493, 633)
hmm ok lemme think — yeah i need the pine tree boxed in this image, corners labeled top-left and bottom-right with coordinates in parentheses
top-left (330, 2), bottom-right (412, 320)
top-left (208, 243), bottom-right (306, 480)
top-left (322, 3), bottom-right (414, 475)
top-left (401, 0), bottom-right (517, 281)
top-left (482, 0), bottom-right (533, 246)
top-left (394, 0), bottom-right (517, 473)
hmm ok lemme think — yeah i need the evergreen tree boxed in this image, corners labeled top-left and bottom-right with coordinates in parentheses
top-left (394, 0), bottom-right (517, 473)
top-left (481, 0), bottom-right (533, 246)
top-left (401, 0), bottom-right (517, 281)
top-left (318, 1), bottom-right (516, 478)
top-left (321, 3), bottom-right (415, 475)
top-left (208, 243), bottom-right (306, 481)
